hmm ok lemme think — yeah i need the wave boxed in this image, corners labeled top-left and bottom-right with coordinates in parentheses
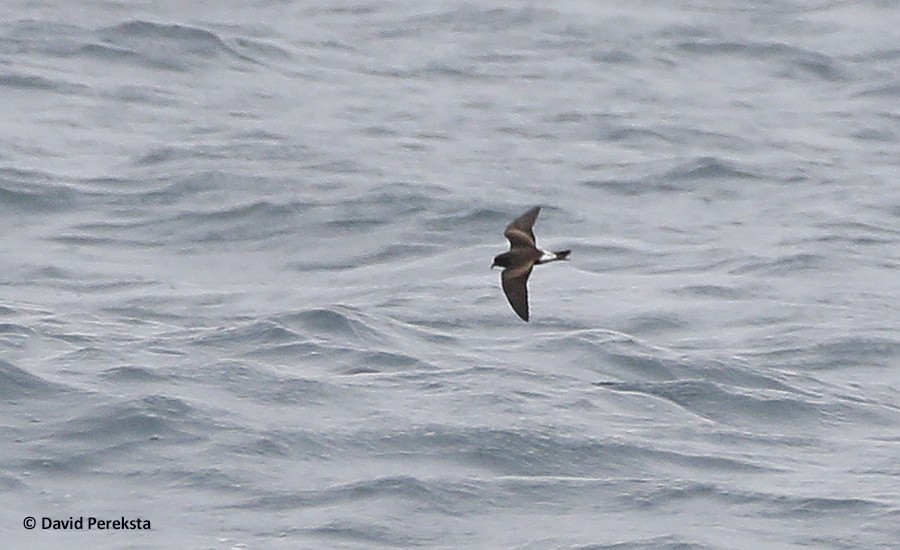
top-left (677, 39), bottom-right (846, 82)
top-left (0, 358), bottom-right (67, 398)
top-left (96, 20), bottom-right (258, 71)
top-left (59, 394), bottom-right (203, 444)
top-left (184, 307), bottom-right (446, 377)
top-left (595, 379), bottom-right (825, 427)
top-left (0, 71), bottom-right (85, 94)
top-left (748, 335), bottom-right (900, 371)
top-left (0, 18), bottom-right (291, 77)
top-left (337, 424), bottom-right (775, 478)
top-left (0, 168), bottom-right (79, 213)
top-left (580, 156), bottom-right (762, 196)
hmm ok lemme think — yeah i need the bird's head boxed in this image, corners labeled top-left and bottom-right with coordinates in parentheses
top-left (491, 252), bottom-right (510, 269)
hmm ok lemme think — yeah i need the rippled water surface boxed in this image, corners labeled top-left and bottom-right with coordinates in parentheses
top-left (1, 1), bottom-right (898, 549)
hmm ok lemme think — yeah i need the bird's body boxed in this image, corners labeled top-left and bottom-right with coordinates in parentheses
top-left (491, 206), bottom-right (570, 321)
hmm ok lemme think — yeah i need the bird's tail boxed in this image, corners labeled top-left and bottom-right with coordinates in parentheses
top-left (537, 249), bottom-right (571, 264)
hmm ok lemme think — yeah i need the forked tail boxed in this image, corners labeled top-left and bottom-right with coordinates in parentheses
top-left (553, 249), bottom-right (571, 260)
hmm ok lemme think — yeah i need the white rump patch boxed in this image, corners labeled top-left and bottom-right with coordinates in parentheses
top-left (539, 250), bottom-right (557, 262)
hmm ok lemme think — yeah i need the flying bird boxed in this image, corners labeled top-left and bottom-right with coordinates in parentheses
top-left (491, 206), bottom-right (570, 321)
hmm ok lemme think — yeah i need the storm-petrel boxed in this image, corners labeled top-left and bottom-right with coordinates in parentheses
top-left (491, 206), bottom-right (570, 322)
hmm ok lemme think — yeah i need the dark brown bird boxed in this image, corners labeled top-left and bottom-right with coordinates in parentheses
top-left (491, 206), bottom-right (570, 321)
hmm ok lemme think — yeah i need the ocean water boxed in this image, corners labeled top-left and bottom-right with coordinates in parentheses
top-left (1, 1), bottom-right (898, 548)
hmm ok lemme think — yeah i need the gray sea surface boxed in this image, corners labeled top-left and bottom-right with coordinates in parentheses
top-left (2, 1), bottom-right (899, 548)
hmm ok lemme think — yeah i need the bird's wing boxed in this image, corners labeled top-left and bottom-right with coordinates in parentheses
top-left (504, 206), bottom-right (540, 248)
top-left (501, 263), bottom-right (534, 322)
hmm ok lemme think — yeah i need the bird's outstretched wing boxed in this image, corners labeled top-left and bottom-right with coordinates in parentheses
top-left (501, 263), bottom-right (534, 322)
top-left (504, 206), bottom-right (540, 248)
